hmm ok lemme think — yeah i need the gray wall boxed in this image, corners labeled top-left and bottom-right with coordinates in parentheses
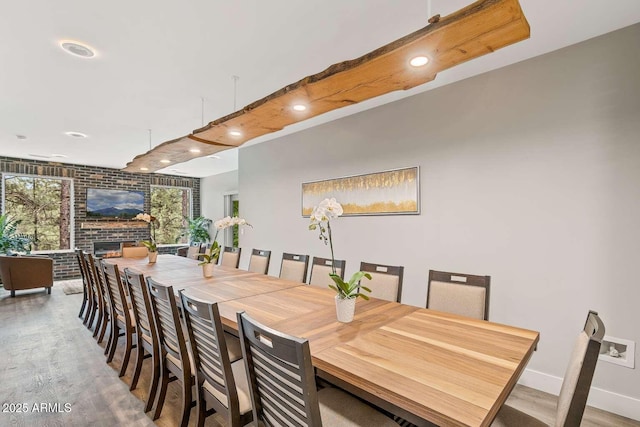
top-left (208, 24), bottom-right (640, 415)
top-left (201, 170), bottom-right (238, 224)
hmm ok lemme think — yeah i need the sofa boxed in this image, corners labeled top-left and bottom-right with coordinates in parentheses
top-left (0, 255), bottom-right (54, 297)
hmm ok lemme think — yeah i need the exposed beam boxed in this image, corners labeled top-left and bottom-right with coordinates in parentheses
top-left (123, 0), bottom-right (529, 173)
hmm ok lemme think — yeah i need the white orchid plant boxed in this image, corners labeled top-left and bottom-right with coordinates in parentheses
top-left (199, 216), bottom-right (251, 265)
top-left (308, 198), bottom-right (371, 300)
top-left (135, 213), bottom-right (158, 252)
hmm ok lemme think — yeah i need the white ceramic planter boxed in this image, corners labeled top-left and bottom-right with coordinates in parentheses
top-left (202, 263), bottom-right (214, 278)
top-left (335, 295), bottom-right (356, 323)
top-left (148, 251), bottom-right (158, 263)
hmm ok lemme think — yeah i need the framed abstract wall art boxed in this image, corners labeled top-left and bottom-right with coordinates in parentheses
top-left (302, 166), bottom-right (420, 216)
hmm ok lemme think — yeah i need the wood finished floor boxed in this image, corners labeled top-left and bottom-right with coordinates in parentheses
top-left (1, 285), bottom-right (638, 427)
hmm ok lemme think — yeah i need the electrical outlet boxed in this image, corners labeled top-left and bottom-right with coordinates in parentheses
top-left (598, 336), bottom-right (635, 369)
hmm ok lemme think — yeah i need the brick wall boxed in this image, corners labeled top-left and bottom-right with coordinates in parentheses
top-left (0, 156), bottom-right (200, 279)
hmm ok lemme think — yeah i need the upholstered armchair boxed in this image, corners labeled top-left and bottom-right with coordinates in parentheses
top-left (0, 255), bottom-right (54, 297)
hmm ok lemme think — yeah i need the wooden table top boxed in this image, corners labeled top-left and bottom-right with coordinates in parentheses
top-left (104, 254), bottom-right (539, 427)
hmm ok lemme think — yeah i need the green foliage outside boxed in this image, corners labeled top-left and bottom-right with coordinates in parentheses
top-left (151, 187), bottom-right (191, 244)
top-left (232, 199), bottom-right (239, 247)
top-left (3, 175), bottom-right (71, 251)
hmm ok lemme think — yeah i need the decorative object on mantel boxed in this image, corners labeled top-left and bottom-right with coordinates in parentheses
top-left (135, 213), bottom-right (158, 263)
top-left (302, 167), bottom-right (419, 217)
top-left (308, 198), bottom-right (371, 323)
top-left (123, 0), bottom-right (530, 173)
top-left (198, 216), bottom-right (251, 277)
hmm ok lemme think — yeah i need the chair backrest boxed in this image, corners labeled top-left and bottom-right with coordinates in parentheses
top-left (76, 249), bottom-right (92, 300)
top-left (359, 262), bottom-right (404, 302)
top-left (279, 253), bottom-right (309, 283)
top-left (248, 249), bottom-right (271, 275)
top-left (186, 243), bottom-right (203, 260)
top-left (83, 252), bottom-right (107, 309)
top-left (237, 311), bottom-right (321, 426)
top-left (180, 291), bottom-right (242, 421)
top-left (100, 261), bottom-right (130, 325)
top-left (122, 246), bottom-right (149, 258)
top-left (220, 247), bottom-right (241, 268)
top-left (426, 270), bottom-right (491, 320)
top-left (146, 278), bottom-right (191, 376)
top-left (555, 311), bottom-right (605, 427)
top-left (308, 256), bottom-right (346, 288)
top-left (123, 268), bottom-right (156, 343)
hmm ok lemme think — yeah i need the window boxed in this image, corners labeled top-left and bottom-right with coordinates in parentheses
top-left (2, 174), bottom-right (73, 251)
top-left (150, 186), bottom-right (192, 244)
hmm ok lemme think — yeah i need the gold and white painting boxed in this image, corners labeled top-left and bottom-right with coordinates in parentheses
top-left (302, 167), bottom-right (419, 216)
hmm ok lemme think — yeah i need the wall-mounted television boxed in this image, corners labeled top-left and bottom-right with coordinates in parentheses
top-left (86, 188), bottom-right (144, 219)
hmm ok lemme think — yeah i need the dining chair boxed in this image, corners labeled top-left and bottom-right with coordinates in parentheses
top-left (180, 292), bottom-right (253, 427)
top-left (426, 270), bottom-right (491, 320)
top-left (122, 246), bottom-right (149, 258)
top-left (146, 278), bottom-right (194, 426)
top-left (236, 311), bottom-right (398, 426)
top-left (308, 256), bottom-right (346, 288)
top-left (279, 252), bottom-right (310, 283)
top-left (83, 252), bottom-right (110, 346)
top-left (101, 260), bottom-right (136, 378)
top-left (248, 249), bottom-right (271, 275)
top-left (493, 311), bottom-right (605, 427)
top-left (220, 247), bottom-right (241, 268)
top-left (186, 243), bottom-right (204, 260)
top-left (359, 261), bottom-right (404, 302)
top-left (75, 249), bottom-right (92, 321)
top-left (123, 268), bottom-right (160, 413)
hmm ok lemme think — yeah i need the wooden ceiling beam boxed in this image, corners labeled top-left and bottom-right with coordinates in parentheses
top-left (123, 0), bottom-right (529, 173)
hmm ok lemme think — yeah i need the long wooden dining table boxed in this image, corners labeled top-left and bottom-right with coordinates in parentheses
top-left (105, 254), bottom-right (540, 427)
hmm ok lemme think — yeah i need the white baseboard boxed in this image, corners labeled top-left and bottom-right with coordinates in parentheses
top-left (519, 369), bottom-right (640, 422)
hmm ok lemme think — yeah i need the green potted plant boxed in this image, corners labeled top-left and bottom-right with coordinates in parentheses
top-left (0, 214), bottom-right (32, 255)
top-left (308, 198), bottom-right (371, 322)
top-left (135, 213), bottom-right (159, 263)
top-left (181, 216), bottom-right (212, 244)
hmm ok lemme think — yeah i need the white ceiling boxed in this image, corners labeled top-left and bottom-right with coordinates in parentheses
top-left (1, 1), bottom-right (639, 178)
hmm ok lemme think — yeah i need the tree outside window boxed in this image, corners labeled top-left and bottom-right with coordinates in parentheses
top-left (150, 186), bottom-right (191, 244)
top-left (3, 174), bottom-right (72, 251)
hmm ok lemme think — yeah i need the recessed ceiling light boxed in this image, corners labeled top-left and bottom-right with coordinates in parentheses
top-left (207, 155), bottom-right (221, 159)
top-left (16, 135), bottom-right (27, 140)
top-left (189, 148), bottom-right (201, 153)
top-left (140, 167), bottom-right (149, 171)
top-left (160, 159), bottom-right (171, 164)
top-left (409, 56), bottom-right (429, 67)
top-left (292, 104), bottom-right (307, 112)
top-left (28, 153), bottom-right (52, 159)
top-left (64, 131), bottom-right (88, 138)
top-left (229, 130), bottom-right (242, 137)
top-left (59, 40), bottom-right (96, 58)
top-left (51, 154), bottom-right (68, 158)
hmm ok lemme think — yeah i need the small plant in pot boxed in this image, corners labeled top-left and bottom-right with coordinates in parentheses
top-left (308, 198), bottom-right (371, 323)
top-left (136, 213), bottom-right (158, 263)
top-left (198, 242), bottom-right (220, 278)
top-left (198, 216), bottom-right (251, 277)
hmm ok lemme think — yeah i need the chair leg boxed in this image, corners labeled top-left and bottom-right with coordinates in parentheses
top-left (130, 339), bottom-right (145, 391)
top-left (86, 301), bottom-right (97, 330)
top-left (83, 297), bottom-right (94, 326)
top-left (78, 297), bottom-right (87, 318)
top-left (93, 307), bottom-right (103, 338)
top-left (97, 312), bottom-right (108, 343)
top-left (118, 327), bottom-right (133, 377)
top-left (179, 373), bottom-right (192, 427)
top-left (46, 287), bottom-right (51, 295)
top-left (196, 388), bottom-right (207, 427)
top-left (144, 347), bottom-right (161, 413)
top-left (11, 290), bottom-right (15, 297)
top-left (152, 367), bottom-right (169, 420)
top-left (106, 322), bottom-right (118, 363)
